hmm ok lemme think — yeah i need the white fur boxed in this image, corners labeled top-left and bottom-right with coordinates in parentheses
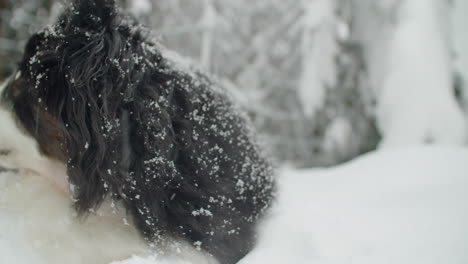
top-left (0, 80), bottom-right (217, 264)
top-left (1, 172), bottom-right (150, 264)
top-left (0, 79), bottom-right (67, 192)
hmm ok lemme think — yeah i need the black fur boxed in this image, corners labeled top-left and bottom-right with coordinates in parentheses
top-left (5, 0), bottom-right (275, 263)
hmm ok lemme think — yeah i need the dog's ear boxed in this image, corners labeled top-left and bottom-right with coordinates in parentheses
top-left (17, 0), bottom-right (152, 213)
top-left (57, 0), bottom-right (149, 214)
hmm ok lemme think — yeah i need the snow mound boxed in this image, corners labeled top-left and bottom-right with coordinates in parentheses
top-left (241, 145), bottom-right (468, 264)
top-left (1, 146), bottom-right (468, 264)
top-left (110, 255), bottom-right (191, 264)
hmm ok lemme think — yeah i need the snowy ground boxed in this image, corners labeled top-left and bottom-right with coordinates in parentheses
top-left (243, 145), bottom-right (468, 264)
top-left (1, 145), bottom-right (468, 263)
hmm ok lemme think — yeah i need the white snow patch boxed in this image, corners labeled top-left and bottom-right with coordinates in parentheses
top-left (129, 0), bottom-right (152, 16)
top-left (241, 145), bottom-right (468, 264)
top-left (352, 0), bottom-right (467, 146)
top-left (376, 0), bottom-right (467, 146)
top-left (298, 0), bottom-right (338, 116)
top-left (110, 255), bottom-right (192, 264)
top-left (322, 116), bottom-right (353, 157)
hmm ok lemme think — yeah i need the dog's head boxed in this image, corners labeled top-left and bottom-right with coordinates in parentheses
top-left (0, 0), bottom-right (162, 212)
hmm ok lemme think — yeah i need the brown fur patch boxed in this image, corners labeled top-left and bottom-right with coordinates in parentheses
top-left (36, 109), bottom-right (66, 162)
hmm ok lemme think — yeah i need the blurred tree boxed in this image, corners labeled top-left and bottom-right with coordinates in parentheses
top-left (130, 0), bottom-right (380, 167)
top-left (2, 0), bottom-right (464, 167)
top-left (0, 0), bottom-right (381, 167)
top-left (0, 0), bottom-right (52, 79)
top-left (353, 0), bottom-right (467, 147)
top-left (451, 0), bottom-right (468, 111)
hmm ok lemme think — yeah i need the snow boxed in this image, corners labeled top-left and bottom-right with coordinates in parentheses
top-left (0, 218), bottom-right (38, 264)
top-left (110, 255), bottom-right (191, 264)
top-left (241, 145), bottom-right (468, 264)
top-left (355, 0), bottom-right (467, 147)
top-left (321, 117), bottom-right (353, 159)
top-left (199, 0), bottom-right (217, 70)
top-left (2, 145), bottom-right (468, 263)
top-left (129, 0), bottom-right (152, 16)
top-left (298, 0), bottom-right (338, 116)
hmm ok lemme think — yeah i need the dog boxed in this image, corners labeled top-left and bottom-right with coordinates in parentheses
top-left (0, 0), bottom-right (275, 263)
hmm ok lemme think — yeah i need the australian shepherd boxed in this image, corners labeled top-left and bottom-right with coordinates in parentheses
top-left (0, 0), bottom-right (275, 263)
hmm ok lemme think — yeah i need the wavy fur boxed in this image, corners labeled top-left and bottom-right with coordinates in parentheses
top-left (4, 0), bottom-right (275, 263)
